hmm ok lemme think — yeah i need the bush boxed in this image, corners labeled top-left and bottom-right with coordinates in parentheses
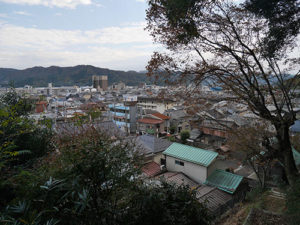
top-left (0, 90), bottom-right (53, 210)
top-left (180, 130), bottom-right (190, 144)
top-left (286, 178), bottom-right (300, 225)
top-left (170, 126), bottom-right (176, 134)
top-left (168, 136), bottom-right (176, 142)
top-left (245, 187), bottom-right (265, 203)
top-left (0, 126), bottom-right (213, 225)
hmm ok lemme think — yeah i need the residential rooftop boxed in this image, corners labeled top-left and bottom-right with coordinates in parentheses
top-left (163, 143), bottom-right (218, 167)
top-left (204, 169), bottom-right (244, 194)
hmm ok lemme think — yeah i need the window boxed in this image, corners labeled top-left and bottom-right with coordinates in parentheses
top-left (175, 160), bottom-right (184, 166)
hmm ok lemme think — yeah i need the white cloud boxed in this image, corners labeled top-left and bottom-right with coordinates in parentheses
top-left (0, 0), bottom-right (93, 9)
top-left (14, 11), bottom-right (32, 16)
top-left (0, 13), bottom-right (7, 18)
top-left (0, 22), bottom-right (156, 70)
top-left (0, 22), bottom-right (152, 48)
top-left (94, 2), bottom-right (103, 7)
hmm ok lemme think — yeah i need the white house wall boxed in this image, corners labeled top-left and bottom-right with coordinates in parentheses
top-left (153, 152), bottom-right (164, 165)
top-left (166, 155), bottom-right (208, 183)
top-left (207, 158), bottom-right (218, 177)
top-left (138, 102), bottom-right (176, 114)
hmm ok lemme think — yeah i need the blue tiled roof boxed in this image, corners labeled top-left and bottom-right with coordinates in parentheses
top-left (290, 120), bottom-right (300, 133)
top-left (108, 104), bottom-right (129, 110)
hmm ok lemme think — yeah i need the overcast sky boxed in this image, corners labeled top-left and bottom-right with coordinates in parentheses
top-left (0, 0), bottom-right (298, 72)
top-left (0, 0), bottom-right (157, 71)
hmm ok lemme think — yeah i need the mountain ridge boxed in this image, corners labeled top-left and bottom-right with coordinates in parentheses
top-left (0, 65), bottom-right (150, 87)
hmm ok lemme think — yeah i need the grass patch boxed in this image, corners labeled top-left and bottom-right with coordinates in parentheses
top-left (245, 188), bottom-right (286, 213)
top-left (217, 188), bottom-right (286, 225)
top-left (261, 195), bottom-right (286, 213)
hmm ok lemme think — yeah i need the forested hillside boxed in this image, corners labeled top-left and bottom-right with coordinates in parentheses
top-left (0, 65), bottom-right (149, 87)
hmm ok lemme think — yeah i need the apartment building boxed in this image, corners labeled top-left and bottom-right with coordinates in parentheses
top-left (137, 96), bottom-right (176, 114)
top-left (108, 102), bottom-right (137, 134)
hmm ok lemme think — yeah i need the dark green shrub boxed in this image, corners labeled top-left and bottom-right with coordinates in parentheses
top-left (286, 178), bottom-right (300, 225)
top-left (180, 130), bottom-right (190, 144)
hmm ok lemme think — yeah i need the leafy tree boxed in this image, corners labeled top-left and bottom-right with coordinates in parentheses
top-left (0, 89), bottom-right (52, 169)
top-left (1, 126), bottom-right (212, 225)
top-left (87, 108), bottom-right (102, 121)
top-left (128, 181), bottom-right (212, 225)
top-left (0, 86), bottom-right (33, 116)
top-left (180, 130), bottom-right (190, 144)
top-left (146, 0), bottom-right (300, 185)
top-left (0, 89), bottom-right (53, 208)
top-left (227, 123), bottom-right (280, 188)
top-left (245, 0), bottom-right (300, 57)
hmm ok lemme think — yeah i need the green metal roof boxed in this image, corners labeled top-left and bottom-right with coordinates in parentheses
top-left (293, 147), bottom-right (300, 166)
top-left (163, 143), bottom-right (218, 167)
top-left (204, 169), bottom-right (243, 194)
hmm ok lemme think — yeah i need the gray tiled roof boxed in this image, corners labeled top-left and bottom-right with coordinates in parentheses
top-left (136, 134), bottom-right (172, 155)
top-left (197, 186), bottom-right (232, 213)
top-left (189, 128), bottom-right (202, 140)
top-left (165, 109), bottom-right (187, 120)
top-left (55, 121), bottom-right (126, 138)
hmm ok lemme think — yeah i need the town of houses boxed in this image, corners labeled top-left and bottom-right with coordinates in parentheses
top-left (3, 75), bottom-right (300, 216)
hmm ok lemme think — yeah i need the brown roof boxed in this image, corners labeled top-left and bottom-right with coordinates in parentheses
top-left (124, 101), bottom-right (137, 106)
top-left (152, 113), bottom-right (170, 120)
top-left (157, 172), bottom-right (199, 188)
top-left (36, 101), bottom-right (47, 105)
top-left (142, 162), bottom-right (161, 177)
top-left (138, 118), bottom-right (163, 124)
top-left (113, 116), bottom-right (125, 120)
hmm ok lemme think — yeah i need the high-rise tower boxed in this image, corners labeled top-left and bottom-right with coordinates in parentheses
top-left (92, 75), bottom-right (108, 91)
top-left (92, 75), bottom-right (100, 90)
top-left (99, 75), bottom-right (108, 91)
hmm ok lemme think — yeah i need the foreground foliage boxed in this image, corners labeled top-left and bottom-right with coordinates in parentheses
top-left (0, 89), bottom-right (53, 208)
top-left (286, 178), bottom-right (300, 225)
top-left (1, 123), bottom-right (212, 225)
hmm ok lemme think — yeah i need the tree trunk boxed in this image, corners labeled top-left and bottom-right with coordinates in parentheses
top-left (276, 124), bottom-right (299, 185)
top-left (248, 159), bottom-right (263, 188)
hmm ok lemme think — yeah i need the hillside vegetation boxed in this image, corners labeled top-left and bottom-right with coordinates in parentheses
top-left (0, 65), bottom-right (149, 87)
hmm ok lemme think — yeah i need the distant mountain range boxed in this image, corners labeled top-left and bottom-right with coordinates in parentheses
top-left (0, 65), bottom-right (150, 87)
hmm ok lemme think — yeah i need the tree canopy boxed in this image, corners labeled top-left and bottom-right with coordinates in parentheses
top-left (146, 0), bottom-right (300, 184)
top-left (245, 0), bottom-right (300, 57)
top-left (0, 89), bottom-right (53, 208)
top-left (0, 119), bottom-right (212, 225)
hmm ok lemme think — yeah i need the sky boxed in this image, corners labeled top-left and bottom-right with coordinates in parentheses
top-left (0, 0), bottom-right (157, 71)
top-left (0, 0), bottom-right (298, 73)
